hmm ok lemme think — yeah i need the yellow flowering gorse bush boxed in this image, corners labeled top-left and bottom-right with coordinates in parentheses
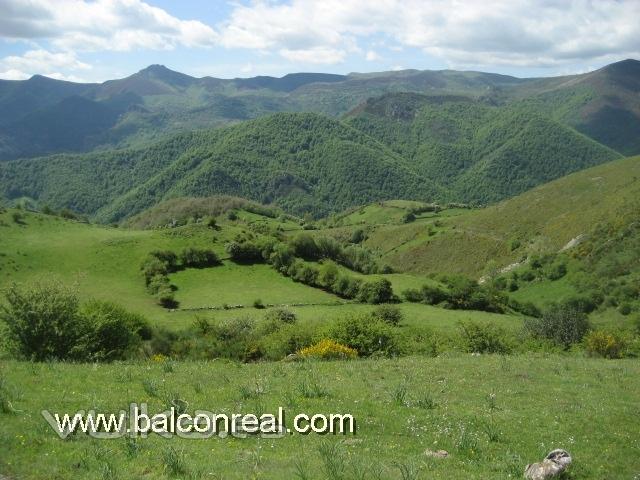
top-left (298, 339), bottom-right (358, 360)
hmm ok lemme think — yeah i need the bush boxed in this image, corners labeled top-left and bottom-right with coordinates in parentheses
top-left (328, 314), bottom-right (402, 357)
top-left (420, 284), bottom-right (448, 305)
top-left (372, 304), bottom-right (403, 326)
top-left (402, 211), bottom-right (416, 223)
top-left (316, 236), bottom-right (342, 260)
top-left (0, 282), bottom-right (150, 361)
top-left (358, 279), bottom-right (394, 304)
top-left (225, 241), bottom-right (263, 263)
top-left (156, 287), bottom-right (178, 309)
top-left (0, 282), bottom-right (85, 360)
top-left (149, 250), bottom-right (179, 272)
top-left (350, 229), bottom-right (366, 244)
top-left (332, 274), bottom-right (362, 299)
top-left (264, 308), bottom-right (297, 325)
top-left (253, 299), bottom-right (265, 309)
top-left (141, 256), bottom-right (168, 285)
top-left (179, 247), bottom-right (220, 268)
top-left (290, 233), bottom-right (319, 260)
top-left (77, 301), bottom-right (150, 360)
top-left (318, 261), bottom-right (339, 289)
top-left (457, 321), bottom-right (512, 354)
top-left (298, 339), bottom-right (357, 360)
top-left (402, 288), bottom-right (423, 303)
top-left (269, 243), bottom-right (295, 273)
top-left (524, 303), bottom-right (591, 348)
top-left (584, 330), bottom-right (626, 359)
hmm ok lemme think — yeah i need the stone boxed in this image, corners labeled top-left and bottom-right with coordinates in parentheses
top-left (524, 449), bottom-right (572, 480)
top-left (424, 449), bottom-right (449, 458)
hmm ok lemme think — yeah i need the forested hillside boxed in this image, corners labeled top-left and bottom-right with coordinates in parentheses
top-left (345, 93), bottom-right (620, 203)
top-left (0, 113), bottom-right (444, 220)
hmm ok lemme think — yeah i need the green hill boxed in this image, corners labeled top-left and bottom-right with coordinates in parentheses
top-left (345, 92), bottom-right (620, 204)
top-left (357, 155), bottom-right (640, 277)
top-left (0, 113), bottom-right (444, 221)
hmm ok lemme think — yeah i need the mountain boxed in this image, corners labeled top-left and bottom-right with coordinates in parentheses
top-left (519, 59), bottom-right (640, 155)
top-left (2, 59), bottom-right (637, 161)
top-left (344, 92), bottom-right (621, 203)
top-left (0, 112), bottom-right (444, 221)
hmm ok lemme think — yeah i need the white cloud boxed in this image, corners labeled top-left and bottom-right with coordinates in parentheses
top-left (0, 0), bottom-right (218, 51)
top-left (0, 49), bottom-right (91, 80)
top-left (218, 0), bottom-right (640, 68)
top-left (0, 68), bottom-right (30, 80)
top-left (279, 47), bottom-right (347, 64)
top-left (365, 50), bottom-right (381, 61)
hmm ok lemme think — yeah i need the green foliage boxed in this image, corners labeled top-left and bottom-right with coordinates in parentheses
top-left (0, 281), bottom-right (149, 361)
top-left (179, 247), bottom-right (220, 268)
top-left (457, 321), bottom-right (513, 354)
top-left (524, 302), bottom-right (591, 348)
top-left (226, 241), bottom-right (263, 263)
top-left (372, 304), bottom-right (404, 326)
top-left (327, 314), bottom-right (402, 357)
top-left (357, 279), bottom-right (394, 304)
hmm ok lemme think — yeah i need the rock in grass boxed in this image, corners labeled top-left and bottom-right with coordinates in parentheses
top-left (424, 449), bottom-right (449, 458)
top-left (524, 449), bottom-right (572, 479)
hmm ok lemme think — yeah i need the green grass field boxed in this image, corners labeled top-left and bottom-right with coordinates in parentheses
top-left (1, 355), bottom-right (638, 479)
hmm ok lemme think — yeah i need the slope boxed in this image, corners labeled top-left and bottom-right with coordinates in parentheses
top-left (0, 113), bottom-right (444, 221)
top-left (345, 92), bottom-right (621, 203)
top-left (356, 155), bottom-right (640, 277)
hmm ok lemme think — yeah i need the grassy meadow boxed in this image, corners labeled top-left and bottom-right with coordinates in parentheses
top-left (1, 355), bottom-right (639, 480)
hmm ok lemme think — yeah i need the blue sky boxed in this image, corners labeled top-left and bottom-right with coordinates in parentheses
top-left (1, 0), bottom-right (639, 82)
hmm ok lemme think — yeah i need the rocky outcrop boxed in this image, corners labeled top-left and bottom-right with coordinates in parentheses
top-left (524, 449), bottom-right (572, 479)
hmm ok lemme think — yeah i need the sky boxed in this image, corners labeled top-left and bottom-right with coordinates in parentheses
top-left (0, 0), bottom-right (639, 83)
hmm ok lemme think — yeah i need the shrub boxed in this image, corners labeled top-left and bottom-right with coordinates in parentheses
top-left (179, 247), bottom-right (220, 268)
top-left (402, 288), bottom-right (423, 303)
top-left (358, 279), bottom-right (394, 304)
top-left (156, 287), bottom-right (178, 309)
top-left (372, 304), bottom-right (403, 326)
top-left (269, 243), bottom-right (295, 273)
top-left (316, 236), bottom-right (342, 259)
top-left (545, 261), bottom-right (567, 280)
top-left (332, 274), bottom-right (362, 299)
top-left (524, 303), bottom-right (591, 348)
top-left (141, 256), bottom-right (168, 285)
top-left (1, 282), bottom-right (150, 361)
top-left (290, 233), bottom-right (319, 260)
top-left (59, 209), bottom-right (77, 220)
top-left (618, 303), bottom-right (632, 316)
top-left (350, 229), bottom-right (366, 244)
top-left (318, 261), bottom-right (339, 289)
top-left (328, 314), bottom-right (402, 357)
top-left (77, 301), bottom-right (150, 360)
top-left (298, 339), bottom-right (357, 360)
top-left (11, 212), bottom-right (24, 224)
top-left (149, 250), bottom-right (179, 272)
top-left (1, 281), bottom-right (85, 360)
top-left (264, 308), bottom-right (297, 325)
top-left (563, 295), bottom-right (598, 314)
top-left (253, 299), bottom-right (265, 309)
top-left (402, 211), bottom-right (416, 223)
top-left (225, 241), bottom-right (263, 263)
top-left (584, 330), bottom-right (626, 359)
top-left (457, 321), bottom-right (512, 354)
top-left (420, 284), bottom-right (448, 305)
